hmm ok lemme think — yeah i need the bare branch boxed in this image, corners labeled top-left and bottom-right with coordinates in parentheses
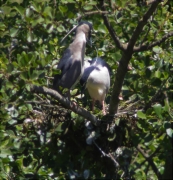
top-left (93, 141), bottom-right (119, 167)
top-left (134, 31), bottom-right (173, 52)
top-left (84, 10), bottom-right (109, 15)
top-left (99, 0), bottom-right (127, 52)
top-left (30, 85), bottom-right (100, 126)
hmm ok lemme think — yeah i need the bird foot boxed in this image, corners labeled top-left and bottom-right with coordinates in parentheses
top-left (70, 100), bottom-right (77, 109)
top-left (102, 110), bottom-right (106, 115)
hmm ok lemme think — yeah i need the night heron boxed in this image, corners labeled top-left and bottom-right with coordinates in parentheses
top-left (53, 21), bottom-right (93, 98)
top-left (80, 57), bottom-right (111, 115)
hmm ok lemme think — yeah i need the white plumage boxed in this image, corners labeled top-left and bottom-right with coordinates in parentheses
top-left (80, 57), bottom-right (111, 115)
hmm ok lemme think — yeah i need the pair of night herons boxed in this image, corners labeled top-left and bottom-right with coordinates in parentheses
top-left (53, 21), bottom-right (111, 115)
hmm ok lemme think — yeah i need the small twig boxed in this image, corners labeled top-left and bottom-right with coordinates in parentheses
top-left (93, 141), bottom-right (119, 167)
top-left (94, 141), bottom-right (107, 156)
top-left (134, 31), bottom-right (173, 52)
top-left (108, 153), bottom-right (120, 167)
top-left (34, 94), bottom-right (45, 102)
top-left (84, 10), bottom-right (109, 15)
top-left (144, 76), bottom-right (170, 111)
top-left (25, 100), bottom-right (60, 108)
top-left (45, 76), bottom-right (54, 80)
top-left (32, 109), bottom-right (44, 115)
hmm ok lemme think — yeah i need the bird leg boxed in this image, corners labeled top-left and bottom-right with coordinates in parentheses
top-left (66, 90), bottom-right (78, 108)
top-left (92, 99), bottom-right (95, 112)
top-left (102, 100), bottom-right (106, 115)
top-left (92, 99), bottom-right (106, 115)
top-left (65, 90), bottom-right (71, 100)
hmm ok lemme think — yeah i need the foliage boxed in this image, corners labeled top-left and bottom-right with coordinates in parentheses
top-left (0, 0), bottom-right (173, 179)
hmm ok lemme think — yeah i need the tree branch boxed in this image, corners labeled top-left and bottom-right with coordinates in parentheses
top-left (108, 0), bottom-right (161, 114)
top-left (127, 0), bottom-right (161, 51)
top-left (144, 76), bottom-right (170, 111)
top-left (133, 31), bottom-right (173, 52)
top-left (99, 0), bottom-right (127, 52)
top-left (84, 10), bottom-right (109, 15)
top-left (136, 145), bottom-right (162, 179)
top-left (30, 85), bottom-right (100, 126)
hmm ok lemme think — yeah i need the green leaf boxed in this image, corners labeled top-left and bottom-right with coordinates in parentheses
top-left (9, 0), bottom-right (23, 4)
top-left (20, 72), bottom-right (28, 80)
top-left (83, 5), bottom-right (93, 11)
top-left (32, 17), bottom-right (44, 26)
top-left (70, 89), bottom-right (78, 96)
top-left (166, 128), bottom-right (173, 138)
top-left (144, 133), bottom-right (153, 146)
top-left (10, 28), bottom-right (19, 37)
top-left (8, 119), bottom-right (17, 125)
top-left (97, 24), bottom-right (107, 34)
top-left (153, 104), bottom-right (162, 118)
top-left (0, 22), bottom-right (6, 31)
top-left (163, 122), bottom-right (173, 137)
top-left (0, 149), bottom-right (12, 158)
top-left (47, 24), bottom-right (54, 33)
top-left (0, 6), bottom-right (11, 15)
top-left (108, 133), bottom-right (116, 141)
top-left (14, 5), bottom-right (25, 16)
top-left (55, 122), bottom-right (66, 134)
top-left (57, 25), bottom-right (65, 32)
top-left (43, 6), bottom-right (53, 18)
top-left (153, 46), bottom-right (162, 54)
top-left (25, 8), bottom-right (33, 17)
top-left (137, 111), bottom-right (146, 119)
top-left (7, 64), bottom-right (14, 73)
top-left (27, 31), bottom-right (34, 43)
top-left (88, 1), bottom-right (97, 5)
top-left (71, 112), bottom-right (77, 119)
top-left (29, 70), bottom-right (45, 80)
top-left (155, 71), bottom-right (161, 78)
top-left (59, 6), bottom-right (68, 13)
top-left (0, 138), bottom-right (10, 149)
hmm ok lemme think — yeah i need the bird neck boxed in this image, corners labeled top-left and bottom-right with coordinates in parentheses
top-left (74, 31), bottom-right (86, 43)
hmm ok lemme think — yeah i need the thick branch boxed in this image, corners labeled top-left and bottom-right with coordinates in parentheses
top-left (99, 0), bottom-right (126, 52)
top-left (30, 85), bottom-right (100, 126)
top-left (133, 31), bottom-right (173, 52)
top-left (109, 0), bottom-right (161, 114)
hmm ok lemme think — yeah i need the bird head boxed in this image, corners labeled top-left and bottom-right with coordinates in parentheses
top-left (60, 21), bottom-right (93, 46)
top-left (76, 21), bottom-right (93, 46)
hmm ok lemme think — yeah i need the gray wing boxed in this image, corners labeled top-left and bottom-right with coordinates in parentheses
top-left (53, 48), bottom-right (81, 89)
top-left (58, 48), bottom-right (73, 75)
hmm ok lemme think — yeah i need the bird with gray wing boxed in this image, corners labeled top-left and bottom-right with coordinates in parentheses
top-left (80, 57), bottom-right (111, 115)
top-left (53, 21), bottom-right (93, 98)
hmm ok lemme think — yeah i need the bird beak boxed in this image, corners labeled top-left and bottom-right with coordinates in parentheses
top-left (60, 25), bottom-right (77, 44)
